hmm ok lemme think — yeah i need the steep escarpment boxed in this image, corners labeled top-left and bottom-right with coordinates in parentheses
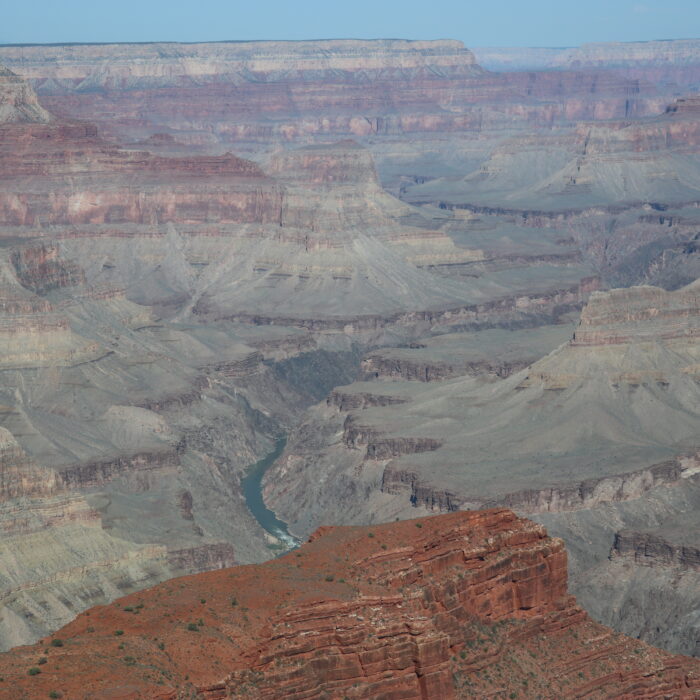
top-left (0, 509), bottom-right (698, 699)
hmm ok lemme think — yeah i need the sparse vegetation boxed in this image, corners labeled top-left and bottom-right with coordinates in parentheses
top-left (50, 639), bottom-right (64, 647)
top-left (28, 667), bottom-right (41, 676)
top-left (187, 623), bottom-right (199, 631)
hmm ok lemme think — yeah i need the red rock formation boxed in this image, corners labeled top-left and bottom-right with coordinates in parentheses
top-left (0, 509), bottom-right (697, 699)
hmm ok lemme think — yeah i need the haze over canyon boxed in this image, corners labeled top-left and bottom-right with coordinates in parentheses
top-left (0, 32), bottom-right (698, 698)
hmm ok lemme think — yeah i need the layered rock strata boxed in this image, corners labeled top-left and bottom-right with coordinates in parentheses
top-left (1, 509), bottom-right (699, 699)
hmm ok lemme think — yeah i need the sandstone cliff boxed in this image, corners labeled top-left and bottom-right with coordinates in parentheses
top-left (0, 509), bottom-right (698, 699)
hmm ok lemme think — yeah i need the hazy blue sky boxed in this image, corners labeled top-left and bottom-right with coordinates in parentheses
top-left (3, 0), bottom-right (698, 47)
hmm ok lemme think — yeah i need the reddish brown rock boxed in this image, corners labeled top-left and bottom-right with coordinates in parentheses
top-left (0, 509), bottom-right (698, 699)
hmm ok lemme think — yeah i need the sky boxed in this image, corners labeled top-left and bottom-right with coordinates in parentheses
top-left (2, 0), bottom-right (699, 47)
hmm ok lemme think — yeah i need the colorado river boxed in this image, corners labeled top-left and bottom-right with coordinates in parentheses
top-left (242, 436), bottom-right (299, 549)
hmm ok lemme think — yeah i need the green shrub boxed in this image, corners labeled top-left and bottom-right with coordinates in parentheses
top-left (187, 623), bottom-right (199, 632)
top-left (50, 638), bottom-right (64, 647)
top-left (28, 667), bottom-right (41, 676)
top-left (114, 630), bottom-right (124, 636)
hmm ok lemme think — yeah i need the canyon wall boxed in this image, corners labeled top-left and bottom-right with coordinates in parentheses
top-left (1, 510), bottom-right (699, 699)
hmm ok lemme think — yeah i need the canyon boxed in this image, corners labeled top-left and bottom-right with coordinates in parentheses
top-left (0, 33), bottom-right (698, 693)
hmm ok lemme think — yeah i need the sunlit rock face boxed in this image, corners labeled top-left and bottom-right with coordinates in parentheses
top-left (1, 509), bottom-right (699, 699)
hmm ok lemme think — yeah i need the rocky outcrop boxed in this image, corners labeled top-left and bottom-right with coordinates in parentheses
top-left (10, 242), bottom-right (85, 293)
top-left (612, 530), bottom-right (700, 570)
top-left (356, 325), bottom-right (575, 383)
top-left (571, 284), bottom-right (700, 346)
top-left (382, 455), bottom-right (699, 515)
top-left (57, 448), bottom-right (181, 490)
top-left (343, 415), bottom-right (442, 460)
top-left (1, 510), bottom-right (698, 699)
top-left (0, 65), bottom-right (50, 123)
top-left (165, 543), bottom-right (237, 574)
top-left (487, 454), bottom-right (698, 514)
top-left (0, 123), bottom-right (282, 227)
top-left (328, 388), bottom-right (409, 411)
top-left (381, 466), bottom-right (462, 512)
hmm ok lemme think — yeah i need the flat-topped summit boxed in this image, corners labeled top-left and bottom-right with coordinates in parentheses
top-left (0, 39), bottom-right (483, 91)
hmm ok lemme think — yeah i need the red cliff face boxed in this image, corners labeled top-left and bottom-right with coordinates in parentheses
top-left (0, 509), bottom-right (698, 699)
